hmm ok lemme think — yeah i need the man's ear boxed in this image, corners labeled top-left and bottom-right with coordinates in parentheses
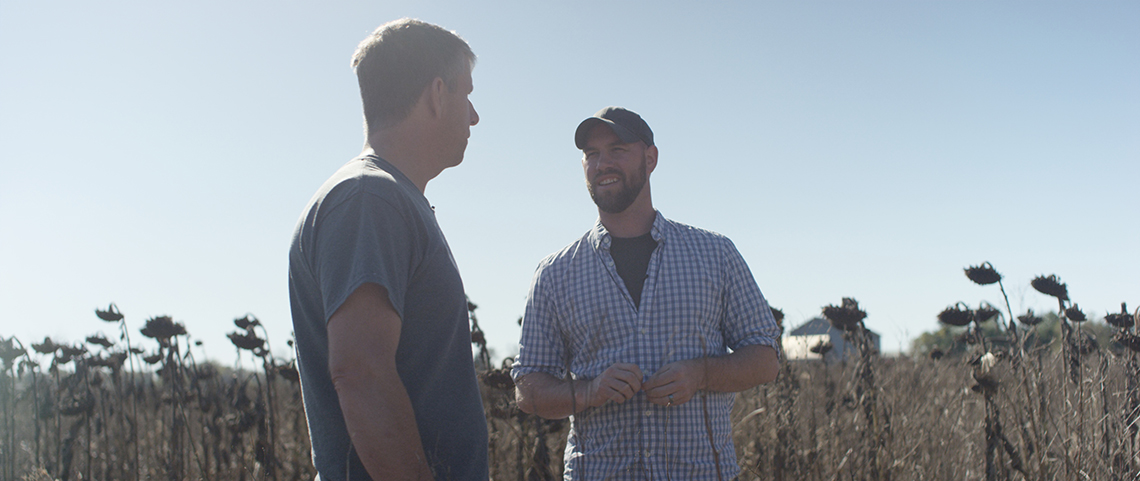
top-left (645, 145), bottom-right (659, 174)
top-left (424, 77), bottom-right (447, 118)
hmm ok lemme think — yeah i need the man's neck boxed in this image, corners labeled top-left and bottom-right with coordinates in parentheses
top-left (599, 197), bottom-right (656, 238)
top-left (364, 129), bottom-right (440, 194)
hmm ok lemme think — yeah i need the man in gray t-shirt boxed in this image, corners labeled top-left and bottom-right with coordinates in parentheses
top-left (288, 19), bottom-right (487, 480)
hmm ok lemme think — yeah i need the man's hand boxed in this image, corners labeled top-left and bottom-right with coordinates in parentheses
top-left (586, 363), bottom-right (644, 407)
top-left (643, 359), bottom-right (707, 407)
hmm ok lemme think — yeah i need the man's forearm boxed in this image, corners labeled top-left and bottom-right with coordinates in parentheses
top-left (700, 344), bottom-right (779, 393)
top-left (335, 369), bottom-right (434, 480)
top-left (514, 372), bottom-right (590, 420)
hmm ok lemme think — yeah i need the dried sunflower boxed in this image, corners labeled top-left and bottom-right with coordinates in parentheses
top-left (86, 335), bottom-right (114, 348)
top-left (95, 303), bottom-right (124, 322)
top-left (938, 304), bottom-right (973, 327)
top-left (1017, 310), bottom-right (1043, 326)
top-left (823, 297), bottom-right (867, 332)
top-left (1104, 303), bottom-right (1133, 330)
top-left (227, 331), bottom-right (265, 352)
top-left (1065, 305), bottom-right (1087, 323)
top-left (140, 316), bottom-right (186, 342)
top-left (964, 262), bottom-right (1002, 286)
top-left (1031, 275), bottom-right (1068, 301)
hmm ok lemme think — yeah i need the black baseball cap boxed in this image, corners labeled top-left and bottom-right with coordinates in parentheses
top-left (574, 107), bottom-right (654, 149)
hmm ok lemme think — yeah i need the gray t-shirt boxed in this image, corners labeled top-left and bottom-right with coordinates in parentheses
top-left (289, 155), bottom-right (488, 480)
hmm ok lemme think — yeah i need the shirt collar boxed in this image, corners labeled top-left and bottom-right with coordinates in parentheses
top-left (588, 211), bottom-right (667, 251)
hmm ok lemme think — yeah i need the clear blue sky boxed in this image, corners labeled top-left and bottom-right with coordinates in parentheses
top-left (2, 1), bottom-right (1137, 367)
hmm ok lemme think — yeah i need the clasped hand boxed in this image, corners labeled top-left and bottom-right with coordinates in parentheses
top-left (586, 359), bottom-right (706, 408)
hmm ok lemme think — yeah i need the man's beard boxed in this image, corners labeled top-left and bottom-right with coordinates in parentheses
top-left (588, 156), bottom-right (647, 214)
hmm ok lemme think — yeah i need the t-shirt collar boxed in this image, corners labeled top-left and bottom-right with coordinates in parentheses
top-left (589, 211), bottom-right (666, 251)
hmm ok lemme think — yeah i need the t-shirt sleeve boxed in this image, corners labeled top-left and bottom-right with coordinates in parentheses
top-left (511, 261), bottom-right (568, 380)
top-left (719, 239), bottom-right (782, 354)
top-left (314, 189), bottom-right (416, 323)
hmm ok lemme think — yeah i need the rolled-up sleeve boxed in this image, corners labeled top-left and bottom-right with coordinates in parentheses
top-left (719, 239), bottom-right (781, 354)
top-left (512, 259), bottom-right (568, 380)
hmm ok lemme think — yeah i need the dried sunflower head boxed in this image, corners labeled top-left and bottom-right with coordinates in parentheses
top-left (1031, 274), bottom-right (1068, 301)
top-left (1114, 333), bottom-right (1140, 353)
top-left (31, 337), bottom-right (60, 355)
top-left (86, 335), bottom-right (114, 349)
top-left (233, 315), bottom-right (260, 331)
top-left (974, 304), bottom-right (1000, 324)
top-left (929, 348), bottom-right (945, 360)
top-left (964, 262), bottom-right (1002, 286)
top-left (1065, 305), bottom-right (1087, 323)
top-left (1073, 331), bottom-right (1098, 356)
top-left (823, 297), bottom-right (867, 332)
top-left (227, 331), bottom-right (265, 352)
top-left (140, 316), bottom-right (186, 342)
top-left (143, 352), bottom-right (163, 365)
top-left (479, 369), bottom-right (515, 391)
top-left (1104, 303), bottom-right (1133, 330)
top-left (1017, 309), bottom-right (1043, 326)
top-left (938, 304), bottom-right (973, 327)
top-left (95, 303), bottom-right (124, 322)
top-left (809, 340), bottom-right (834, 356)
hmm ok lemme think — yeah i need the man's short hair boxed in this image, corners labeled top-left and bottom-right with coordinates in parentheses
top-left (351, 18), bottom-right (476, 132)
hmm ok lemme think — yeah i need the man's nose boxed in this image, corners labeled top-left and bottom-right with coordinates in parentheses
top-left (469, 101), bottom-right (479, 126)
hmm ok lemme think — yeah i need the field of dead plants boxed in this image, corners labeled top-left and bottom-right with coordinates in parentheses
top-left (2, 263), bottom-right (1138, 480)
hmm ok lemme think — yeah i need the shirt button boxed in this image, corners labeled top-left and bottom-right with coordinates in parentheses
top-left (639, 328), bottom-right (646, 334)
top-left (644, 409), bottom-right (653, 417)
top-left (645, 450), bottom-right (653, 457)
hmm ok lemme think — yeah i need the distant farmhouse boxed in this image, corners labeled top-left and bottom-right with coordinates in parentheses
top-left (782, 317), bottom-right (881, 362)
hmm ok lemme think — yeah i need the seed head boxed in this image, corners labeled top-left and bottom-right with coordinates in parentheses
top-left (1017, 310), bottom-right (1043, 326)
top-left (276, 363), bottom-right (300, 383)
top-left (60, 345), bottom-right (87, 358)
top-left (1114, 333), bottom-right (1140, 353)
top-left (227, 331), bottom-right (265, 352)
top-left (1104, 303), bottom-right (1133, 330)
top-left (1065, 305), bottom-right (1087, 323)
top-left (233, 315), bottom-right (260, 331)
top-left (929, 348), bottom-right (945, 360)
top-left (95, 303), bottom-right (124, 322)
top-left (938, 304), bottom-right (973, 327)
top-left (86, 335), bottom-right (114, 349)
top-left (479, 369), bottom-right (515, 391)
top-left (143, 352), bottom-right (163, 365)
top-left (1031, 274), bottom-right (1068, 301)
top-left (32, 337), bottom-right (61, 355)
top-left (823, 297), bottom-right (867, 332)
top-left (140, 316), bottom-right (186, 342)
top-left (809, 340), bottom-right (833, 356)
top-left (974, 304), bottom-right (1000, 324)
top-left (1073, 331), bottom-right (1098, 356)
top-left (964, 262), bottom-right (1002, 286)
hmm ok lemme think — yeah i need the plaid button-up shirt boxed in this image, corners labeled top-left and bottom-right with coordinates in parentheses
top-left (512, 212), bottom-right (780, 480)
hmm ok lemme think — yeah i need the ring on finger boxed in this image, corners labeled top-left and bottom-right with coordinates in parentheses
top-left (667, 394), bottom-right (673, 406)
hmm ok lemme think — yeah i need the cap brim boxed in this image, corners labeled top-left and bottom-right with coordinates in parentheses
top-left (574, 117), bottom-right (641, 149)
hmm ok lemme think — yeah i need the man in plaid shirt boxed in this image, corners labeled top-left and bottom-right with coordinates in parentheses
top-left (512, 107), bottom-right (781, 480)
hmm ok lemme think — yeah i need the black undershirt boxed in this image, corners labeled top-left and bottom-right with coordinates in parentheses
top-left (609, 233), bottom-right (658, 309)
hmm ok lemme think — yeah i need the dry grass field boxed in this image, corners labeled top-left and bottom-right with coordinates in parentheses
top-left (2, 266), bottom-right (1138, 480)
